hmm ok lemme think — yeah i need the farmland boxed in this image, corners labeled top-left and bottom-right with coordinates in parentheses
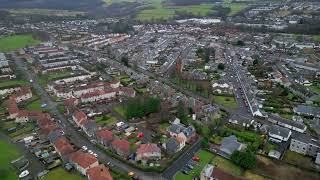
top-left (0, 34), bottom-right (41, 52)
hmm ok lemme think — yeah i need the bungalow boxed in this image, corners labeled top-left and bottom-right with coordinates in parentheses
top-left (96, 130), bottom-right (113, 147)
top-left (220, 135), bottom-right (246, 156)
top-left (111, 139), bottom-right (131, 157)
top-left (136, 144), bottom-right (161, 161)
top-left (53, 137), bottom-right (75, 160)
top-left (87, 164), bottom-right (113, 180)
top-left (73, 110), bottom-right (88, 128)
top-left (268, 125), bottom-right (292, 143)
top-left (69, 151), bottom-right (99, 175)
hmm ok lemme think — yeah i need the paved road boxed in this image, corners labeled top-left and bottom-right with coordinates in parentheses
top-left (13, 54), bottom-right (165, 180)
top-left (163, 138), bottom-right (202, 180)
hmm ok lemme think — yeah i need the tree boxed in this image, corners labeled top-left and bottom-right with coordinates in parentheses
top-left (230, 150), bottom-right (256, 169)
top-left (177, 101), bottom-right (187, 123)
top-left (201, 137), bottom-right (209, 148)
top-left (236, 40), bottom-right (245, 46)
top-left (121, 56), bottom-right (129, 67)
top-left (218, 63), bottom-right (225, 70)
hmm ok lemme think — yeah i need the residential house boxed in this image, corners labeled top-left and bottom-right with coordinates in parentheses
top-left (268, 115), bottom-right (306, 133)
top-left (15, 110), bottom-right (29, 123)
top-left (212, 82), bottom-right (234, 94)
top-left (13, 87), bottom-right (32, 103)
top-left (136, 144), bottom-right (161, 161)
top-left (294, 105), bottom-right (320, 118)
top-left (53, 137), bottom-right (75, 160)
top-left (163, 137), bottom-right (184, 155)
top-left (167, 123), bottom-right (197, 143)
top-left (69, 151), bottom-right (99, 175)
top-left (289, 133), bottom-right (320, 157)
top-left (87, 164), bottom-right (113, 180)
top-left (80, 89), bottom-right (116, 103)
top-left (228, 115), bottom-right (254, 128)
top-left (73, 110), bottom-right (87, 128)
top-left (82, 120), bottom-right (98, 137)
top-left (111, 139), bottom-right (131, 157)
top-left (268, 125), bottom-right (292, 143)
top-left (96, 130), bottom-right (114, 147)
top-left (220, 135), bottom-right (246, 156)
top-left (0, 86), bottom-right (21, 95)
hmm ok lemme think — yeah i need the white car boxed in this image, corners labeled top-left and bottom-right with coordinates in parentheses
top-left (88, 150), bottom-right (93, 154)
top-left (19, 170), bottom-right (29, 178)
top-left (93, 153), bottom-right (98, 157)
top-left (82, 146), bottom-right (88, 151)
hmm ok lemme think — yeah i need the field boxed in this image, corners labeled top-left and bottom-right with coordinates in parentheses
top-left (43, 167), bottom-right (84, 180)
top-left (175, 150), bottom-right (214, 180)
top-left (213, 95), bottom-right (238, 108)
top-left (254, 155), bottom-right (320, 180)
top-left (114, 105), bottom-right (126, 118)
top-left (283, 151), bottom-right (315, 170)
top-left (222, 0), bottom-right (248, 16)
top-left (211, 156), bottom-right (243, 176)
top-left (9, 9), bottom-right (85, 16)
top-left (0, 34), bottom-right (41, 52)
top-left (26, 99), bottom-right (42, 111)
top-left (310, 85), bottom-right (320, 94)
top-left (0, 80), bottom-right (28, 89)
top-left (0, 140), bottom-right (21, 180)
top-left (95, 115), bottom-right (118, 127)
top-left (312, 34), bottom-right (320, 42)
top-left (135, 0), bottom-right (215, 21)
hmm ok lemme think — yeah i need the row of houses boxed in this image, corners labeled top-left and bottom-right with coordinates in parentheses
top-left (32, 110), bottom-right (113, 180)
top-left (72, 109), bottom-right (162, 163)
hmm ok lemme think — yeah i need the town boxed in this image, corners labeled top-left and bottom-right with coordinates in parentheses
top-left (0, 0), bottom-right (320, 180)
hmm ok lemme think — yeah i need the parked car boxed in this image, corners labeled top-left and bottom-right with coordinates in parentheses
top-left (82, 146), bottom-right (88, 151)
top-left (19, 170), bottom-right (29, 178)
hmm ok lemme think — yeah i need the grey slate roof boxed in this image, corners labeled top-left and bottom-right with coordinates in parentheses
top-left (220, 135), bottom-right (241, 155)
top-left (295, 105), bottom-right (320, 117)
top-left (165, 138), bottom-right (179, 154)
top-left (168, 124), bottom-right (185, 134)
top-left (269, 125), bottom-right (291, 138)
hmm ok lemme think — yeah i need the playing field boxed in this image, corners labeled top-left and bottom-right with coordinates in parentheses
top-left (0, 34), bottom-right (41, 52)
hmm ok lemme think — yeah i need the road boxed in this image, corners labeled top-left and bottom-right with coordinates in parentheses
top-left (162, 138), bottom-right (202, 180)
top-left (13, 54), bottom-right (165, 180)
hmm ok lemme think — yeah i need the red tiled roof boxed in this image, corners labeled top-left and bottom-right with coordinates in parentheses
top-left (54, 137), bottom-right (74, 156)
top-left (69, 151), bottom-right (98, 169)
top-left (17, 110), bottom-right (29, 117)
top-left (74, 110), bottom-right (87, 124)
top-left (111, 139), bottom-right (130, 153)
top-left (64, 97), bottom-right (78, 106)
top-left (137, 144), bottom-right (160, 155)
top-left (87, 164), bottom-right (113, 180)
top-left (96, 130), bottom-right (113, 141)
top-left (80, 89), bottom-right (116, 99)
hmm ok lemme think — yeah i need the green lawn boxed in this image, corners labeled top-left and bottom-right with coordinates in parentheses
top-left (312, 34), bottom-right (320, 42)
top-left (0, 80), bottom-right (28, 89)
top-left (43, 167), bottom-right (84, 180)
top-left (95, 115), bottom-right (118, 127)
top-left (26, 99), bottom-right (42, 111)
top-left (114, 106), bottom-right (126, 118)
top-left (135, 0), bottom-right (215, 21)
top-left (9, 123), bottom-right (34, 138)
top-left (283, 151), bottom-right (314, 170)
top-left (211, 156), bottom-right (243, 176)
top-left (0, 140), bottom-right (21, 180)
top-left (37, 70), bottom-right (74, 85)
top-left (175, 150), bottom-right (214, 180)
top-left (213, 95), bottom-right (238, 108)
top-left (310, 85), bottom-right (320, 94)
top-left (0, 34), bottom-right (41, 52)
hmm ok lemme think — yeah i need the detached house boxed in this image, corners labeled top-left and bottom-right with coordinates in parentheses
top-left (69, 151), bottom-right (99, 175)
top-left (136, 144), bottom-right (161, 161)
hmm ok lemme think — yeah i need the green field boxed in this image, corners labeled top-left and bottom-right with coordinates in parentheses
top-left (312, 35), bottom-right (320, 42)
top-left (43, 167), bottom-right (84, 180)
top-left (175, 150), bottom-right (214, 180)
top-left (0, 140), bottom-right (21, 180)
top-left (95, 115), bottom-right (118, 127)
top-left (114, 105), bottom-right (126, 118)
top-left (0, 34), bottom-right (41, 52)
top-left (0, 80), bottom-right (28, 89)
top-left (135, 0), bottom-right (215, 21)
top-left (213, 95), bottom-right (238, 108)
top-left (222, 0), bottom-right (248, 16)
top-left (26, 99), bottom-right (42, 111)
